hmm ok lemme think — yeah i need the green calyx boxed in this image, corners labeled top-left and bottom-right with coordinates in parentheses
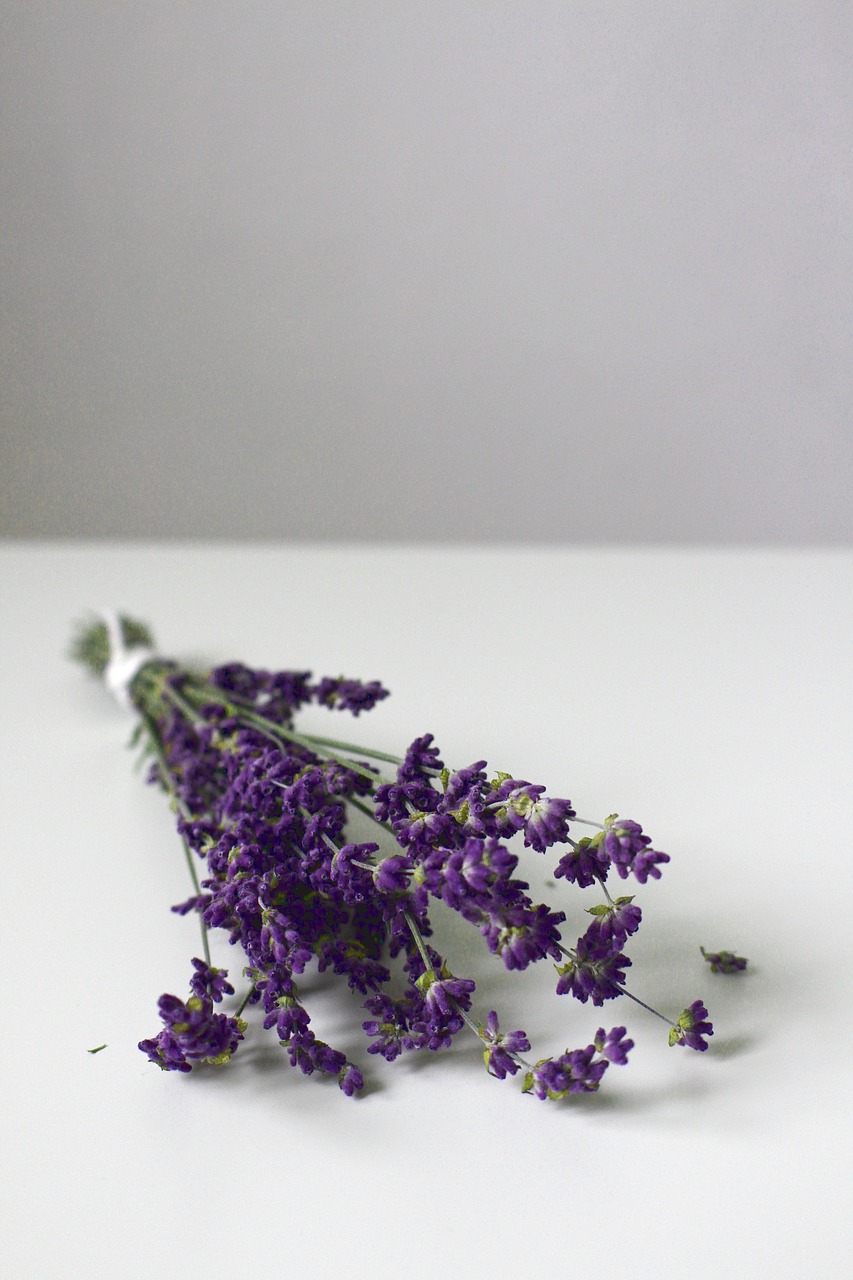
top-left (496, 925), bottom-right (527, 955)
top-left (668, 1005), bottom-right (696, 1045)
top-left (586, 904), bottom-right (610, 919)
top-left (415, 961), bottom-right (451, 996)
top-left (508, 792), bottom-right (534, 818)
top-left (587, 895), bottom-right (634, 919)
top-left (415, 966), bottom-right (439, 995)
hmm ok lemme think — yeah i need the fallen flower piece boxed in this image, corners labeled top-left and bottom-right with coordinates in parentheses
top-left (701, 947), bottom-right (749, 974)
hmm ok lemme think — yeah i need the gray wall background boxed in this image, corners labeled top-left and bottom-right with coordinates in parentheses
top-left (2, 2), bottom-right (851, 542)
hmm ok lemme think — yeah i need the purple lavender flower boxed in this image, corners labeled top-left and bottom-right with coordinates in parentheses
top-left (316, 937), bottom-right (391, 994)
top-left (669, 1000), bottom-right (714, 1051)
top-left (282, 1035), bottom-right (350, 1078)
top-left (440, 841), bottom-right (494, 901)
top-left (603, 816), bottom-right (650, 866)
top-left (584, 896), bottom-right (642, 949)
top-left (329, 842), bottom-right (379, 904)
top-left (487, 779), bottom-right (575, 852)
top-left (524, 1057), bottom-right (567, 1099)
top-left (594, 1025), bottom-right (634, 1065)
top-left (442, 761), bottom-right (489, 809)
top-left (523, 1043), bottom-right (613, 1099)
top-left (393, 808), bottom-right (455, 848)
top-left (398, 734), bottom-right (444, 781)
top-left (140, 991), bottom-right (245, 1070)
top-left (189, 958), bottom-right (234, 1004)
top-left (373, 855), bottom-right (413, 895)
top-left (263, 994), bottom-right (312, 1041)
top-left (631, 847), bottom-right (671, 883)
top-left (312, 675), bottom-right (389, 716)
top-left (171, 893), bottom-right (211, 918)
top-left (262, 668), bottom-right (314, 714)
top-left (522, 794), bottom-right (576, 852)
top-left (417, 965), bottom-right (476, 1018)
top-left (362, 994), bottom-right (423, 1059)
top-left (604, 816), bottom-right (670, 882)
top-left (554, 837), bottom-right (611, 888)
top-left (486, 903), bottom-right (566, 971)
top-left (209, 662), bottom-right (264, 700)
top-left (558, 1047), bottom-right (609, 1093)
top-left (480, 1010), bottom-right (530, 1079)
top-left (555, 938), bottom-right (630, 1005)
top-left (339, 1062), bottom-right (364, 1096)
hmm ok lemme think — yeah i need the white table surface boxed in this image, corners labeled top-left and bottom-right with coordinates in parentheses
top-left (1, 543), bottom-right (851, 1280)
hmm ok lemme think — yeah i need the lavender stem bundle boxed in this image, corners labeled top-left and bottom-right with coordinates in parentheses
top-left (72, 613), bottom-right (730, 1101)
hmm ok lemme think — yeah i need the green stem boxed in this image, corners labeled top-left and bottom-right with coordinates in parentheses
top-left (159, 682), bottom-right (206, 725)
top-left (300, 733), bottom-right (402, 765)
top-left (266, 724), bottom-right (387, 783)
top-left (596, 874), bottom-right (615, 906)
top-left (139, 711), bottom-right (213, 967)
top-left (614, 985), bottom-right (677, 1028)
top-left (181, 835), bottom-right (211, 967)
top-left (403, 909), bottom-right (435, 974)
top-left (234, 985), bottom-right (256, 1019)
top-left (557, 943), bottom-right (675, 1028)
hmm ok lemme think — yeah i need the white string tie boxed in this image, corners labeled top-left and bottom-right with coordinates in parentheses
top-left (100, 608), bottom-right (156, 706)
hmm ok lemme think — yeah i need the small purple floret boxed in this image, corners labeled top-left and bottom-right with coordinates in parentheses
top-left (670, 999), bottom-right (714, 1051)
top-left (481, 1010), bottom-right (530, 1079)
top-left (594, 1025), bottom-right (634, 1065)
top-left (189, 958), bottom-right (234, 1004)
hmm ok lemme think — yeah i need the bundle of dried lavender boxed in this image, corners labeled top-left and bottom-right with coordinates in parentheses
top-left (73, 613), bottom-right (737, 1100)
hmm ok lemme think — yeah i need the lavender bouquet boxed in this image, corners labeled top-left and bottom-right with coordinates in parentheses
top-left (73, 612), bottom-right (738, 1100)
